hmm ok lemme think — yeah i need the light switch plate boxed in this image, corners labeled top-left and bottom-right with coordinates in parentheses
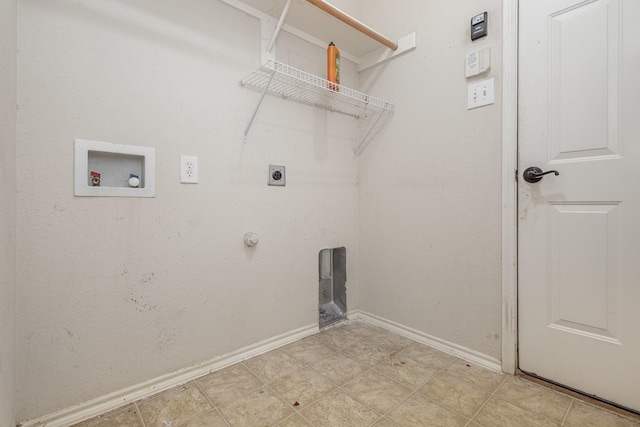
top-left (467, 78), bottom-right (495, 110)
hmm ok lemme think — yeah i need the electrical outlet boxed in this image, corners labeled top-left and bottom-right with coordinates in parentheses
top-left (180, 155), bottom-right (198, 183)
top-left (268, 165), bottom-right (285, 186)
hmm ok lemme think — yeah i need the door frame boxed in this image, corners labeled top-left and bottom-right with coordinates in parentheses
top-left (501, 0), bottom-right (519, 375)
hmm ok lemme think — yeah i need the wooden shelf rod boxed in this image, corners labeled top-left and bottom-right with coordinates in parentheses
top-left (305, 0), bottom-right (398, 51)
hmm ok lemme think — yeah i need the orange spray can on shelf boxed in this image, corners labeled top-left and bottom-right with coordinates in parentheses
top-left (327, 41), bottom-right (340, 91)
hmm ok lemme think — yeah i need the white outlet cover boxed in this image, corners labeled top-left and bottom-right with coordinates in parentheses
top-left (467, 78), bottom-right (495, 110)
top-left (180, 155), bottom-right (198, 183)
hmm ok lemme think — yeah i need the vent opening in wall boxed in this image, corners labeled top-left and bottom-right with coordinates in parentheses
top-left (319, 247), bottom-right (347, 328)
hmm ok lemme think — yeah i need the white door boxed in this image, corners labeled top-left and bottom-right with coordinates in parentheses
top-left (518, 0), bottom-right (640, 411)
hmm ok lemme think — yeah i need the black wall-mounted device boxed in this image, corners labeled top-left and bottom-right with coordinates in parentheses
top-left (471, 12), bottom-right (488, 41)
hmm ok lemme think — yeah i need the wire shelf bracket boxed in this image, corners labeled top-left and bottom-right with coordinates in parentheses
top-left (240, 60), bottom-right (394, 153)
top-left (242, 69), bottom-right (276, 143)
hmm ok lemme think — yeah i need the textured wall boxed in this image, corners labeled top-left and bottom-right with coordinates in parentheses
top-left (0, 0), bottom-right (17, 425)
top-left (16, 1), bottom-right (360, 421)
top-left (15, 0), bottom-right (506, 422)
top-left (357, 0), bottom-right (503, 359)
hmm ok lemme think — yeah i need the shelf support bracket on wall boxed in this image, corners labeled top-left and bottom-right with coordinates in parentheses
top-left (357, 32), bottom-right (417, 73)
top-left (353, 108), bottom-right (386, 157)
top-left (243, 69), bottom-right (276, 143)
top-left (267, 0), bottom-right (293, 54)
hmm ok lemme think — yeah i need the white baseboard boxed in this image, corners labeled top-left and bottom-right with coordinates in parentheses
top-left (22, 313), bottom-right (503, 426)
top-left (348, 310), bottom-right (502, 373)
top-left (20, 323), bottom-right (319, 427)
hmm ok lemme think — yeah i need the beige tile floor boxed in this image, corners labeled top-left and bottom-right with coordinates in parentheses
top-left (73, 321), bottom-right (640, 427)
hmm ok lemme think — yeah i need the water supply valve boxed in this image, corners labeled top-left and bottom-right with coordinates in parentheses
top-left (128, 174), bottom-right (140, 188)
top-left (90, 171), bottom-right (101, 186)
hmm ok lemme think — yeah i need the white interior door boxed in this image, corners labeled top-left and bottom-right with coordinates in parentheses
top-left (518, 0), bottom-right (640, 411)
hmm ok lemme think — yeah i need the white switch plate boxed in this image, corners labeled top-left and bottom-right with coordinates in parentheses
top-left (180, 155), bottom-right (198, 183)
top-left (467, 78), bottom-right (495, 110)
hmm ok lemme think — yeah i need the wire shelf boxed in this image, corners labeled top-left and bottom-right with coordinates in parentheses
top-left (240, 60), bottom-right (395, 118)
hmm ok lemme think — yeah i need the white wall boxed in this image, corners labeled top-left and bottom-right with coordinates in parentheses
top-left (16, 0), bottom-right (360, 421)
top-left (15, 0), bottom-right (506, 422)
top-left (357, 0), bottom-right (503, 359)
top-left (0, 0), bottom-right (17, 425)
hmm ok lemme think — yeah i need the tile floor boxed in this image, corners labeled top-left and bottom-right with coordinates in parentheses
top-left (73, 321), bottom-right (640, 427)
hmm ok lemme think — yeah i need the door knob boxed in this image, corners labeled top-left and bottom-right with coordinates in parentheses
top-left (523, 167), bottom-right (559, 183)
